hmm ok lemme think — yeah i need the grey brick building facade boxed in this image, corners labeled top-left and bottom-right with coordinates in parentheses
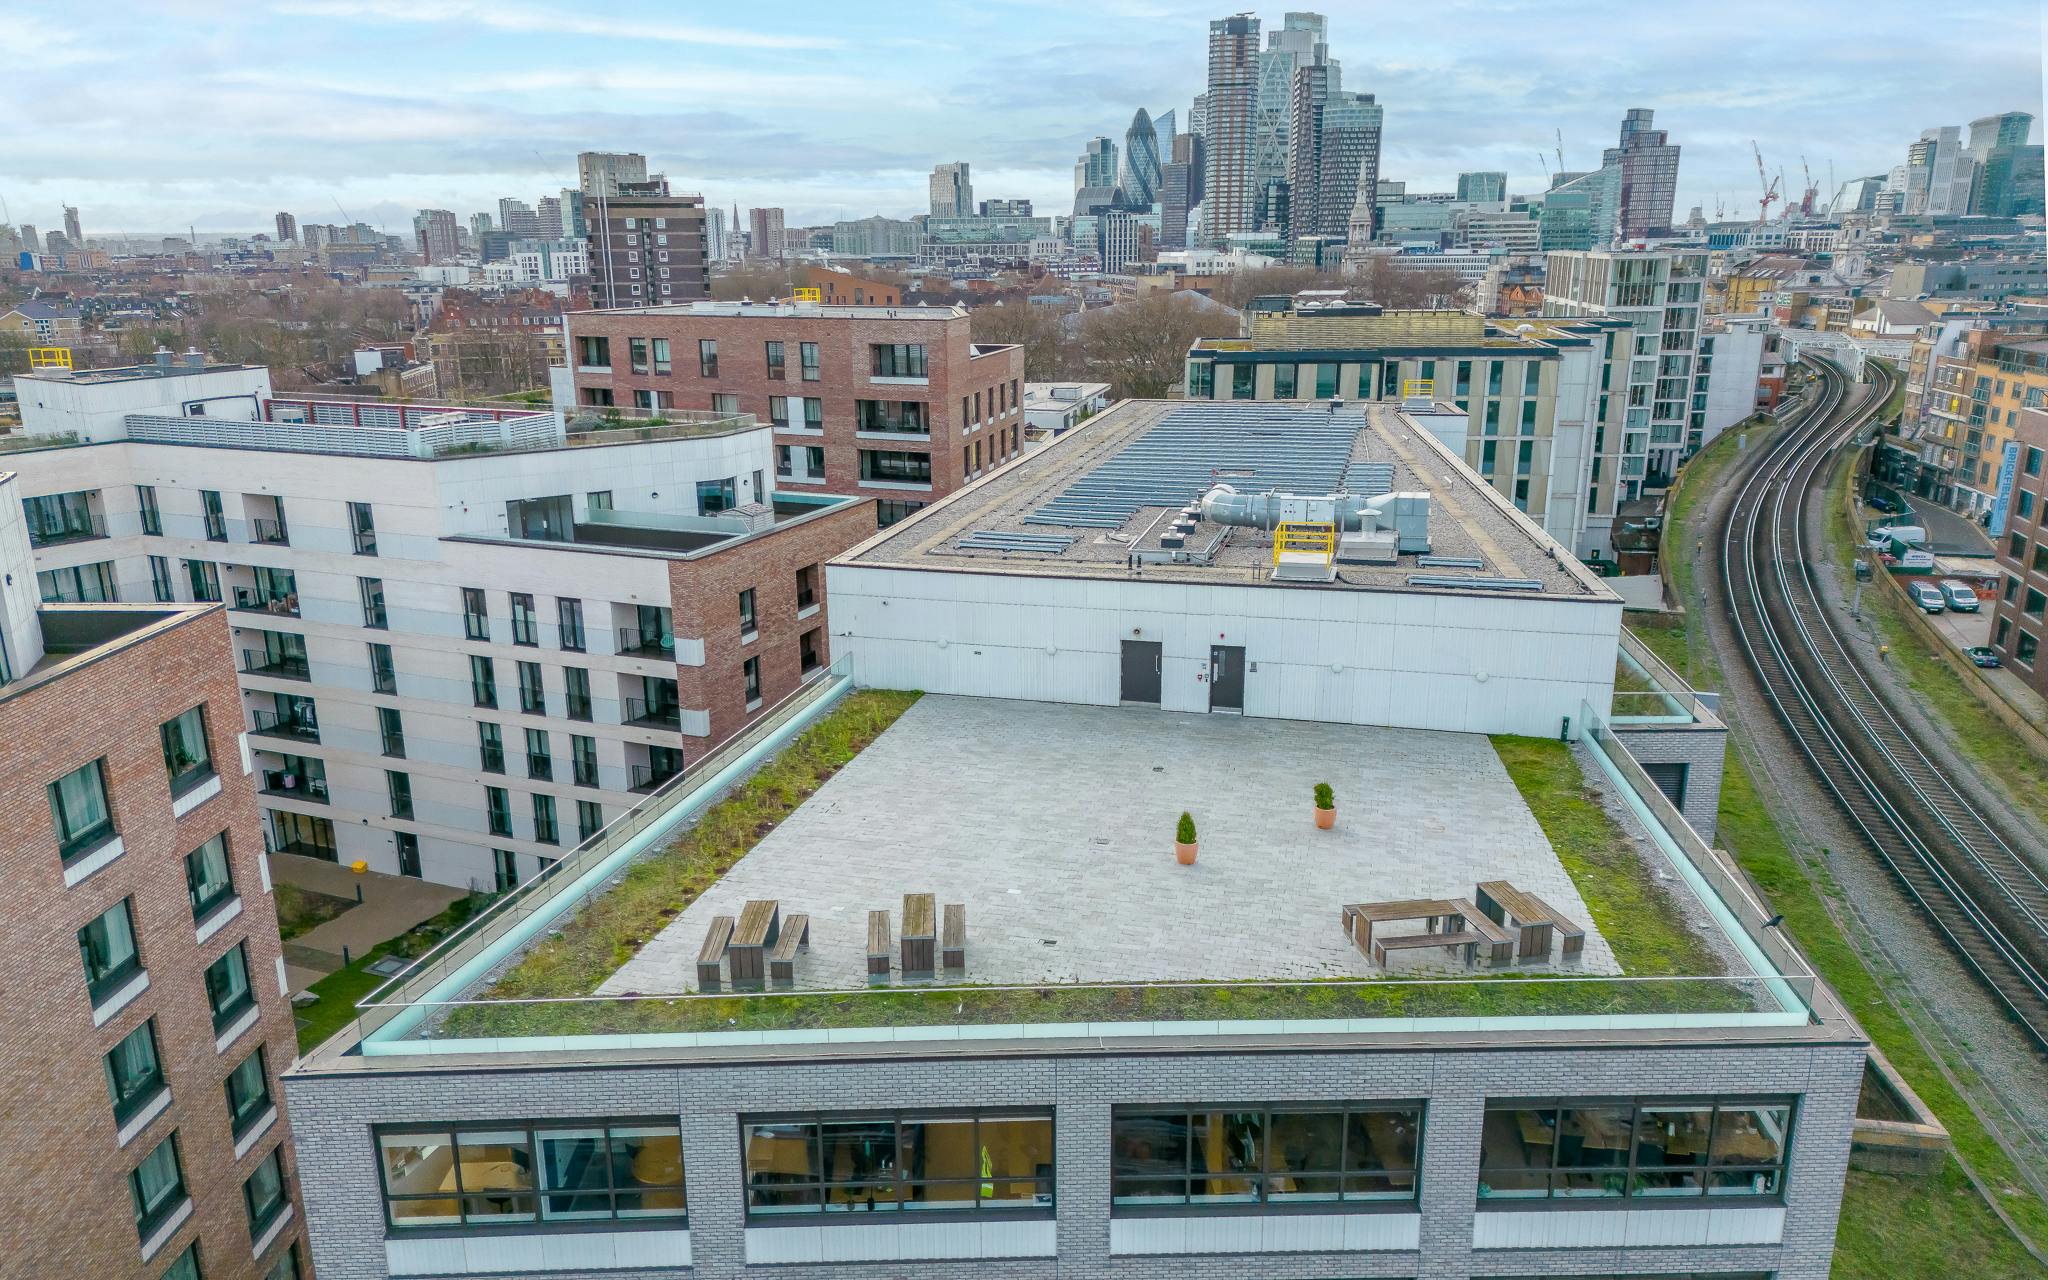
top-left (287, 1027), bottom-right (1862, 1279)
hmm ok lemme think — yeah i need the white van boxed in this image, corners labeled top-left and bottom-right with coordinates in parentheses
top-left (1940, 580), bottom-right (1980, 612)
top-left (1907, 581), bottom-right (1946, 613)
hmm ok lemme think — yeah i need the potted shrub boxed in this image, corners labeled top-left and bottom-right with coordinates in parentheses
top-left (1175, 812), bottom-right (1198, 866)
top-left (1314, 782), bottom-right (1336, 829)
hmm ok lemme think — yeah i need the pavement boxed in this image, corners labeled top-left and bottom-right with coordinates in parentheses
top-left (1886, 582), bottom-right (2048, 727)
top-left (270, 853), bottom-right (464, 992)
top-left (1892, 492), bottom-right (1994, 556)
top-left (603, 695), bottom-right (1630, 996)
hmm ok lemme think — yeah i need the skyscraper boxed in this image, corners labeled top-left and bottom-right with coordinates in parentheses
top-left (1906, 125), bottom-right (1974, 216)
top-left (706, 205), bottom-right (728, 261)
top-left (1119, 110), bottom-right (1162, 208)
top-left (1255, 11), bottom-right (1327, 231)
top-left (274, 211), bottom-right (298, 243)
top-left (1075, 137), bottom-right (1118, 195)
top-left (498, 199), bottom-right (541, 237)
top-left (62, 205), bottom-right (83, 248)
top-left (1203, 13), bottom-right (1261, 243)
top-left (577, 151), bottom-right (649, 198)
top-left (470, 211), bottom-right (494, 241)
top-left (1190, 93), bottom-right (1209, 140)
top-left (1287, 62), bottom-right (1380, 241)
top-left (1456, 171), bottom-right (1508, 204)
top-left (929, 163), bottom-right (974, 218)
top-left (412, 209), bottom-right (460, 263)
top-left (749, 207), bottom-right (786, 260)
top-left (1967, 112), bottom-right (2039, 216)
top-left (1602, 108), bottom-right (1680, 239)
top-left (538, 195), bottom-right (564, 239)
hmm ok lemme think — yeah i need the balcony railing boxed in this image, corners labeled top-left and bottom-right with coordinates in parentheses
top-left (25, 511), bottom-right (108, 547)
top-left (250, 516), bottom-right (290, 546)
top-left (242, 649), bottom-right (311, 681)
top-left (630, 762), bottom-right (685, 793)
top-left (250, 708), bottom-right (321, 742)
top-left (258, 770), bottom-right (329, 803)
top-left (232, 586), bottom-right (300, 617)
top-left (623, 697), bottom-right (682, 729)
top-left (617, 626), bottom-right (676, 659)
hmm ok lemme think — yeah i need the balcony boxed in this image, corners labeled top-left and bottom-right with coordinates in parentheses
top-left (630, 761), bottom-right (685, 793)
top-left (250, 708), bottom-right (321, 743)
top-left (258, 767), bottom-right (329, 803)
top-left (617, 626), bottom-right (676, 659)
top-left (25, 509), bottom-right (108, 548)
top-left (250, 516), bottom-right (290, 546)
top-left (232, 585), bottom-right (300, 618)
top-left (242, 649), bottom-right (311, 681)
top-left (623, 697), bottom-right (682, 730)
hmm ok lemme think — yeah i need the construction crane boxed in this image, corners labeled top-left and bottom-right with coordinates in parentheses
top-left (1537, 151), bottom-right (1551, 182)
top-left (1752, 141), bottom-right (1780, 226)
top-left (1798, 156), bottom-right (1818, 217)
top-left (1554, 127), bottom-right (1566, 176)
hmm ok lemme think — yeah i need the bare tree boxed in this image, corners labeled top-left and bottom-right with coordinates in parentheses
top-left (709, 262), bottom-right (805, 301)
top-left (1204, 265), bottom-right (1348, 311)
top-left (1076, 294), bottom-right (1241, 399)
top-left (969, 302), bottom-right (1074, 381)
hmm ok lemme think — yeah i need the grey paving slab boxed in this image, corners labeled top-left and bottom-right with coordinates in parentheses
top-left (601, 696), bottom-right (1624, 996)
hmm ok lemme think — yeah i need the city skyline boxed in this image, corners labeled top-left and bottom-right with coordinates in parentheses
top-left (1, 0), bottom-right (2042, 235)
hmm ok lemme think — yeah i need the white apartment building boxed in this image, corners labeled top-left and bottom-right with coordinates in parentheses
top-left (1543, 247), bottom-right (1710, 490)
top-left (7, 357), bottom-right (871, 891)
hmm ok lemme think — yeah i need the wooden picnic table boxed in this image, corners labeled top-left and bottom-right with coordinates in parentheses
top-left (1475, 880), bottom-right (1585, 960)
top-left (1340, 898), bottom-right (1462, 959)
top-left (729, 899), bottom-right (781, 990)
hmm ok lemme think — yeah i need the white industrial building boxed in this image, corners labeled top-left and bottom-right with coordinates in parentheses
top-left (831, 400), bottom-right (1623, 739)
top-left (7, 355), bottom-right (866, 890)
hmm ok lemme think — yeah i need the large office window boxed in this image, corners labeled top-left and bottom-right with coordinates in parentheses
top-left (376, 1122), bottom-right (686, 1229)
top-left (128, 1132), bottom-right (189, 1242)
top-left (185, 832), bottom-right (236, 920)
top-left (225, 1046), bottom-right (274, 1138)
top-left (743, 1111), bottom-right (1053, 1216)
top-left (48, 758), bottom-right (115, 861)
top-left (1110, 1104), bottom-right (1420, 1210)
top-left (104, 1018), bottom-right (166, 1124)
top-left (1477, 1099), bottom-right (1792, 1201)
top-left (204, 941), bottom-right (255, 1031)
top-left (160, 705), bottom-right (214, 798)
top-left (79, 898), bottom-right (142, 1005)
top-left (245, 1147), bottom-right (289, 1238)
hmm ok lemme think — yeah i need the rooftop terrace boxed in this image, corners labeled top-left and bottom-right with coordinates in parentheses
top-left (848, 400), bottom-right (1610, 599)
top-left (332, 673), bottom-right (1815, 1059)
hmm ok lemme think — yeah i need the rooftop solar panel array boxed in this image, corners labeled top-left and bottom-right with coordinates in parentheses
top-left (955, 530), bottom-right (1079, 554)
top-left (1022, 405), bottom-right (1372, 529)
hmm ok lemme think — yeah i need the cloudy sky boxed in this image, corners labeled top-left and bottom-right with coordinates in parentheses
top-left (3, 0), bottom-right (2041, 238)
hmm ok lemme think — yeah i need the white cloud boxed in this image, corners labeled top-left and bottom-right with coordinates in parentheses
top-left (269, 0), bottom-right (842, 49)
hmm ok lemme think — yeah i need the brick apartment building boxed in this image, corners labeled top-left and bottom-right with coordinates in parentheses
top-left (800, 264), bottom-right (902, 306)
top-left (564, 300), bottom-right (1027, 526)
top-left (1, 472), bottom-right (305, 1278)
top-left (1989, 405), bottom-right (2048, 693)
top-left (585, 179), bottom-right (711, 310)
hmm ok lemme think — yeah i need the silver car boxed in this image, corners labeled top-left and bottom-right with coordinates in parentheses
top-left (1908, 581), bottom-right (1946, 613)
top-left (1940, 580), bottom-right (1980, 612)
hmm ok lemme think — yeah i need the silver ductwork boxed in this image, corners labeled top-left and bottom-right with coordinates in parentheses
top-left (1198, 484), bottom-right (1431, 554)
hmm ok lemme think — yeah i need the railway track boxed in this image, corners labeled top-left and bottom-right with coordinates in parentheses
top-left (1718, 354), bottom-right (2048, 1052)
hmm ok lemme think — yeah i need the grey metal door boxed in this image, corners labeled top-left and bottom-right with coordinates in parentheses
top-left (1120, 640), bottom-right (1162, 704)
top-left (1209, 645), bottom-right (1245, 712)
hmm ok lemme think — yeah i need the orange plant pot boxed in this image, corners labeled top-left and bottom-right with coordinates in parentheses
top-left (1175, 841), bottom-right (1198, 866)
top-left (1314, 807), bottom-right (1335, 830)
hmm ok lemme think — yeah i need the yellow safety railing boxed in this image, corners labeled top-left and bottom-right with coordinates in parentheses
top-left (1273, 521), bottom-right (1336, 565)
top-left (27, 347), bottom-right (73, 370)
top-left (790, 287), bottom-right (823, 303)
top-left (1401, 377), bottom-right (1435, 399)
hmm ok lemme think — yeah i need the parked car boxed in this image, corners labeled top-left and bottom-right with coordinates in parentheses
top-left (1966, 646), bottom-right (2002, 669)
top-left (1907, 581), bottom-right (1946, 613)
top-left (1940, 580), bottom-right (1980, 612)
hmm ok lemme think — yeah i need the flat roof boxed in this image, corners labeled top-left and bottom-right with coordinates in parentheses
top-left (16, 360), bottom-right (257, 385)
top-left (2, 603), bottom-right (217, 704)
top-left (844, 399), bottom-right (1611, 600)
top-left (602, 697), bottom-right (1655, 995)
top-left (567, 299), bottom-right (968, 322)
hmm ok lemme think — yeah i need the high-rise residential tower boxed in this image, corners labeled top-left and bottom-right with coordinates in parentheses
top-left (538, 195), bottom-right (565, 239)
top-left (497, 199), bottom-right (541, 237)
top-left (1602, 108), bottom-right (1680, 239)
top-left (1202, 12), bottom-right (1261, 242)
top-left (577, 151), bottom-right (649, 198)
top-left (63, 205), bottom-right (83, 248)
top-left (928, 163), bottom-right (974, 218)
top-left (411, 209), bottom-right (460, 264)
top-left (1119, 110), bottom-right (1162, 208)
top-left (1287, 62), bottom-right (1380, 241)
top-left (274, 212), bottom-right (297, 244)
top-left (748, 207), bottom-right (786, 261)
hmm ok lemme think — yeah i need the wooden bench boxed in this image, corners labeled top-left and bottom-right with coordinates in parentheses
top-left (1475, 880), bottom-right (1586, 961)
top-left (901, 893), bottom-right (936, 978)
top-left (1373, 930), bottom-right (1482, 968)
top-left (941, 903), bottom-right (966, 973)
top-left (1448, 897), bottom-right (1517, 968)
top-left (768, 913), bottom-right (810, 987)
top-left (867, 910), bottom-right (892, 985)
top-left (696, 915), bottom-right (735, 991)
top-left (729, 899), bottom-right (781, 991)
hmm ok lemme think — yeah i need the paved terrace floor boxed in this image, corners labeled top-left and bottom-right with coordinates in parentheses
top-left (602, 696), bottom-right (1623, 995)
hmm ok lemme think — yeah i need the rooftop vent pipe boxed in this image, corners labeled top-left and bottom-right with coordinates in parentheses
top-left (1199, 484), bottom-right (1431, 554)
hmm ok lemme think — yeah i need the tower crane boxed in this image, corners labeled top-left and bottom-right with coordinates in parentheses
top-left (1555, 127), bottom-right (1566, 176)
top-left (1752, 141), bottom-right (1779, 225)
top-left (1798, 156), bottom-right (1817, 217)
